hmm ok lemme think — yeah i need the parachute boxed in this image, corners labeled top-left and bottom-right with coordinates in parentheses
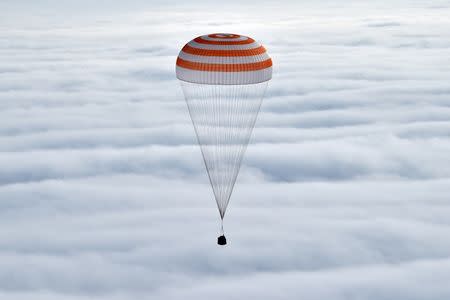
top-left (176, 33), bottom-right (272, 245)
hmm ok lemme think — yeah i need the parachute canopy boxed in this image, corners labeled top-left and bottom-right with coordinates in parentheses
top-left (176, 33), bottom-right (272, 85)
top-left (176, 33), bottom-right (272, 230)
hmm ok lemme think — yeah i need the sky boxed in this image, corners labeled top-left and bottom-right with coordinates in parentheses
top-left (1, 0), bottom-right (450, 299)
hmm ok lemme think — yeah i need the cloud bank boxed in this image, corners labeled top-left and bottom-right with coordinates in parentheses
top-left (0, 1), bottom-right (449, 299)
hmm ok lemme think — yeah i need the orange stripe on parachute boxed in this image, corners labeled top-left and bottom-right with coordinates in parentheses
top-left (182, 44), bottom-right (266, 57)
top-left (194, 37), bottom-right (255, 45)
top-left (176, 57), bottom-right (272, 72)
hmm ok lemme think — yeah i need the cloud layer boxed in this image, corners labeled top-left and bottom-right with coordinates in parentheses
top-left (1, 1), bottom-right (450, 299)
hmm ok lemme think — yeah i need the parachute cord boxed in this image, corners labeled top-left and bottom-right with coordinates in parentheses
top-left (220, 218), bottom-right (224, 236)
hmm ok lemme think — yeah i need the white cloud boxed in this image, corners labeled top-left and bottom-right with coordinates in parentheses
top-left (0, 1), bottom-right (449, 299)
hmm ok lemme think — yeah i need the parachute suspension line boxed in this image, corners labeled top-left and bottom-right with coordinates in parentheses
top-left (183, 82), bottom-right (223, 218)
top-left (181, 81), bottom-right (268, 220)
top-left (220, 218), bottom-right (224, 235)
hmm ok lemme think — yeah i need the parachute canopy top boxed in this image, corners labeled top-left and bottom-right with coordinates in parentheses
top-left (176, 33), bottom-right (272, 85)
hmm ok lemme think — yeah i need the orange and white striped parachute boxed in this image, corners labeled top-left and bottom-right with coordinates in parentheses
top-left (176, 33), bottom-right (272, 84)
top-left (176, 34), bottom-right (272, 243)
